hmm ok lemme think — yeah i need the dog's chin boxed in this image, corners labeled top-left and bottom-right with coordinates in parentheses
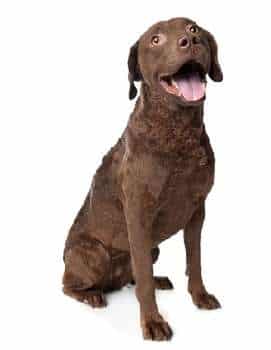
top-left (159, 60), bottom-right (207, 107)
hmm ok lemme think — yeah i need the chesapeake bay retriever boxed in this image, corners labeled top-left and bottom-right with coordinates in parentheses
top-left (62, 17), bottom-right (223, 341)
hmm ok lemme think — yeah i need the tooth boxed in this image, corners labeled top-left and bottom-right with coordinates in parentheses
top-left (171, 78), bottom-right (182, 96)
top-left (171, 78), bottom-right (178, 89)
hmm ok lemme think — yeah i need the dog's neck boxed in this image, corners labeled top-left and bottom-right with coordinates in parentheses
top-left (137, 83), bottom-right (203, 126)
top-left (128, 83), bottom-right (206, 156)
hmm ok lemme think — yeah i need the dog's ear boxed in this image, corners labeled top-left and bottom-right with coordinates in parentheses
top-left (128, 40), bottom-right (142, 99)
top-left (204, 30), bottom-right (223, 82)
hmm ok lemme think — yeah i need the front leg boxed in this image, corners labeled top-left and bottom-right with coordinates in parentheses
top-left (121, 154), bottom-right (172, 341)
top-left (131, 247), bottom-right (174, 290)
top-left (184, 202), bottom-right (221, 309)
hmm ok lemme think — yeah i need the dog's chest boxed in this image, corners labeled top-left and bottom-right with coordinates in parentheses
top-left (166, 158), bottom-right (214, 202)
top-left (152, 154), bottom-right (214, 243)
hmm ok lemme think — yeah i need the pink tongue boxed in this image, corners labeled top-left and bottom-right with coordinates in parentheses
top-left (176, 73), bottom-right (205, 101)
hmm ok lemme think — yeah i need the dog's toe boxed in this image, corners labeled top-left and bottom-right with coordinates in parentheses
top-left (192, 291), bottom-right (221, 310)
top-left (142, 316), bottom-right (173, 341)
top-left (154, 276), bottom-right (174, 290)
top-left (84, 293), bottom-right (107, 308)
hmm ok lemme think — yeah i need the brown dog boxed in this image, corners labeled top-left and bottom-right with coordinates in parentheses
top-left (62, 17), bottom-right (223, 341)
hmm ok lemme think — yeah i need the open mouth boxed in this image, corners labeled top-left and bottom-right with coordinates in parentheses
top-left (159, 61), bottom-right (207, 102)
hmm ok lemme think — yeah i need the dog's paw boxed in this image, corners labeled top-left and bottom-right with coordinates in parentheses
top-left (83, 293), bottom-right (107, 308)
top-left (154, 276), bottom-right (174, 290)
top-left (191, 291), bottom-right (221, 310)
top-left (142, 315), bottom-right (173, 341)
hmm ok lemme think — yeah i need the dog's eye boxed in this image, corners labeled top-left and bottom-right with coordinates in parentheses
top-left (189, 25), bottom-right (198, 34)
top-left (151, 35), bottom-right (160, 45)
top-left (150, 33), bottom-right (167, 47)
top-left (150, 34), bottom-right (166, 47)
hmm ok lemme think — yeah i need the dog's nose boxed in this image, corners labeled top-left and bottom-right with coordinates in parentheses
top-left (178, 36), bottom-right (190, 48)
top-left (179, 35), bottom-right (201, 49)
top-left (191, 36), bottom-right (200, 45)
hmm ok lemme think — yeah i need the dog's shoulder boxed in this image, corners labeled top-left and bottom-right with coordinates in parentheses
top-left (119, 127), bottom-right (169, 201)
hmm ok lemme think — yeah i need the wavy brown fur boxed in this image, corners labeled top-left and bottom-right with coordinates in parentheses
top-left (63, 17), bottom-right (223, 341)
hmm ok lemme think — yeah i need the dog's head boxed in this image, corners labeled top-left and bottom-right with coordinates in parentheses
top-left (128, 18), bottom-right (223, 106)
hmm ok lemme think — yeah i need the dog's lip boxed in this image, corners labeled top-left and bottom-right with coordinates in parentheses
top-left (158, 60), bottom-right (207, 80)
top-left (159, 60), bottom-right (207, 103)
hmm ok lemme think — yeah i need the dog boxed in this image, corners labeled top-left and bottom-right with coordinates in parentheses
top-left (62, 17), bottom-right (223, 341)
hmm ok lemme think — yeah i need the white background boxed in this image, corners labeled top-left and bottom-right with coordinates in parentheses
top-left (1, 0), bottom-right (271, 348)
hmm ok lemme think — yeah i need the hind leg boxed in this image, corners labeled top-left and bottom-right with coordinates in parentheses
top-left (63, 239), bottom-right (110, 308)
top-left (63, 286), bottom-right (107, 308)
